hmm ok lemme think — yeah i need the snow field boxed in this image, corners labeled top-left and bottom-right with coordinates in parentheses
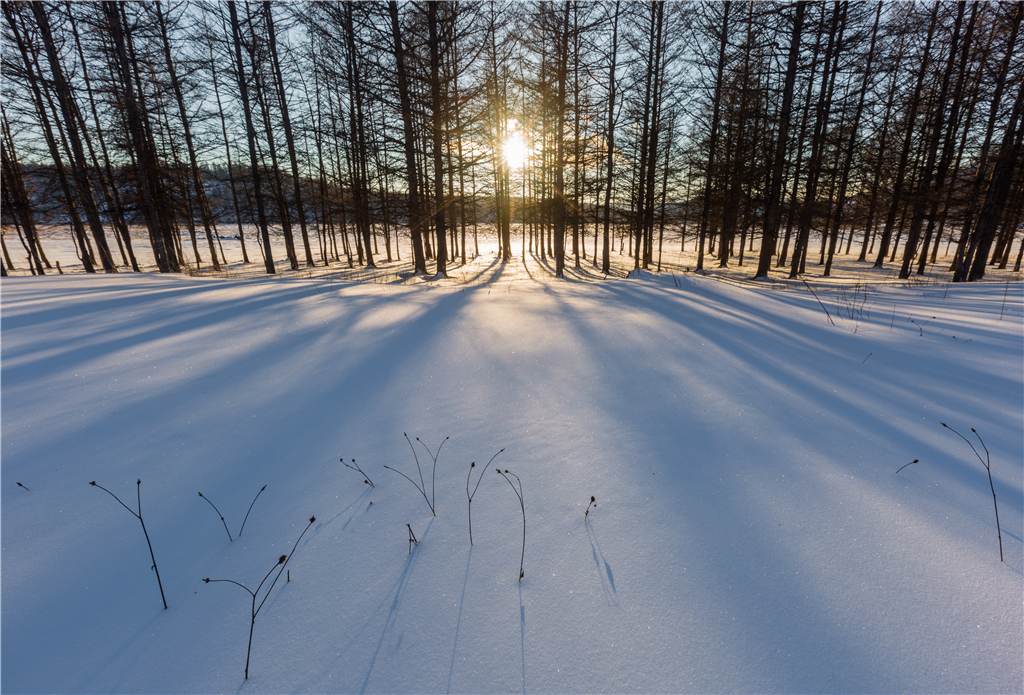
top-left (1, 268), bottom-right (1021, 693)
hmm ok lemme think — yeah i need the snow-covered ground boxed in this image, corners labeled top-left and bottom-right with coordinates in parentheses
top-left (2, 231), bottom-right (1022, 693)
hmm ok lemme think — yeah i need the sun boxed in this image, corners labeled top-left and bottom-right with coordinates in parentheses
top-left (503, 133), bottom-right (529, 168)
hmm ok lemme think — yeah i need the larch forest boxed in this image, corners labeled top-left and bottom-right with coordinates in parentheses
top-left (2, 1), bottom-right (1023, 283)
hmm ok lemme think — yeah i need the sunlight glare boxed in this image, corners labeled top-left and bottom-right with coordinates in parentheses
top-left (503, 133), bottom-right (528, 169)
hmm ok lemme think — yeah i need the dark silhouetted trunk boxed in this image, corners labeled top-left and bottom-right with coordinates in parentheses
top-left (228, 1), bottom-right (274, 274)
top-left (756, 1), bottom-right (805, 278)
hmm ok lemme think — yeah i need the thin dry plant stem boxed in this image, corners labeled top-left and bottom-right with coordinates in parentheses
top-left (384, 433), bottom-right (448, 516)
top-left (341, 458), bottom-right (374, 487)
top-left (467, 448), bottom-right (503, 545)
top-left (238, 485), bottom-right (267, 537)
top-left (801, 277), bottom-right (835, 326)
top-left (942, 423), bottom-right (1003, 562)
top-left (198, 491), bottom-right (233, 541)
top-left (419, 435), bottom-right (448, 512)
top-left (204, 515), bottom-right (316, 679)
top-left (895, 459), bottom-right (919, 474)
top-left (407, 523), bottom-right (419, 553)
top-left (497, 468), bottom-right (525, 581)
top-left (90, 479), bottom-right (167, 609)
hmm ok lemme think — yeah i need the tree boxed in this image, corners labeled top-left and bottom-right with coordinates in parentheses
top-left (228, 0), bottom-right (274, 274)
top-left (155, 0), bottom-right (220, 271)
top-left (265, 2), bottom-right (314, 267)
top-left (823, 2), bottom-right (881, 277)
top-left (955, 1), bottom-right (1023, 281)
top-left (898, 2), bottom-right (966, 280)
top-left (789, 1), bottom-right (845, 279)
top-left (31, 3), bottom-right (117, 272)
top-left (104, 1), bottom-right (181, 273)
top-left (389, 1), bottom-right (427, 275)
top-left (428, 1), bottom-right (448, 278)
top-left (874, 3), bottom-right (939, 270)
top-left (695, 1), bottom-right (730, 274)
top-left (755, 1), bottom-right (805, 278)
top-left (601, 2), bottom-right (621, 274)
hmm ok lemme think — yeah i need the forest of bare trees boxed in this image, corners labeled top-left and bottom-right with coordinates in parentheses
top-left (2, 1), bottom-right (1022, 281)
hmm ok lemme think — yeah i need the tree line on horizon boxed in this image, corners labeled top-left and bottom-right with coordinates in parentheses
top-left (1, 1), bottom-right (1022, 281)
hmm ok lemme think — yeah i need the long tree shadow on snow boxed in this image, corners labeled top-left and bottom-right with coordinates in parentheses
top-left (529, 277), bottom-right (1016, 691)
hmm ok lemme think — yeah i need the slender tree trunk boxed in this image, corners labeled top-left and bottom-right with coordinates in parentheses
top-left (955, 1), bottom-right (1022, 281)
top-left (31, 3), bottom-right (116, 272)
top-left (571, 3), bottom-right (582, 268)
top-left (156, 1), bottom-right (219, 270)
top-left (1, 124), bottom-right (45, 274)
top-left (656, 111), bottom-right (674, 272)
top-left (967, 75), bottom-right (1024, 280)
top-left (790, 1), bottom-right (844, 279)
top-left (303, 39), bottom-right (331, 264)
top-left (697, 1), bottom-right (730, 273)
top-left (898, 1), bottom-right (965, 279)
top-left (875, 3), bottom-right (939, 269)
top-left (103, 2), bottom-right (180, 272)
top-left (342, 3), bottom-right (373, 269)
top-left (265, 2), bottom-right (314, 266)
top-left (229, 1), bottom-right (274, 273)
top-left (778, 22), bottom-right (824, 270)
top-left (68, 5), bottom-right (137, 271)
top-left (248, 5), bottom-right (298, 271)
top-left (429, 2), bottom-right (448, 277)
top-left (824, 2), bottom-right (880, 277)
top-left (552, 2), bottom-right (570, 278)
top-left (209, 43), bottom-right (249, 264)
top-left (633, 2), bottom-right (657, 271)
top-left (642, 1), bottom-right (665, 270)
top-left (756, 1), bottom-right (805, 278)
top-left (450, 23), bottom-right (467, 266)
top-left (389, 1), bottom-right (426, 274)
top-left (601, 3), bottom-right (620, 274)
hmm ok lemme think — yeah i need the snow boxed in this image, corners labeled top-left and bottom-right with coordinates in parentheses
top-left (2, 241), bottom-right (1022, 693)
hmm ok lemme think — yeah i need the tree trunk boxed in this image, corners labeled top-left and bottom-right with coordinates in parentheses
top-left (156, 1), bottom-right (219, 271)
top-left (602, 5), bottom-right (618, 276)
top-left (966, 74), bottom-right (1024, 281)
top-left (209, 42), bottom-right (250, 264)
top-left (342, 3), bottom-right (373, 269)
top-left (790, 1), bottom-right (844, 279)
top-left (697, 1), bottom-right (730, 273)
top-left (824, 2), bottom-right (880, 277)
top-left (874, 3), bottom-right (939, 269)
top-left (755, 1), bottom-right (805, 278)
top-left (642, 2), bottom-right (665, 271)
top-left (553, 1), bottom-right (570, 278)
top-left (954, 1), bottom-right (1022, 281)
top-left (103, 1), bottom-right (180, 272)
top-left (31, 3), bottom-right (116, 272)
top-left (388, 1), bottom-right (427, 274)
top-left (898, 1), bottom-right (965, 279)
top-left (918, 1), bottom-right (979, 274)
top-left (429, 2), bottom-right (448, 277)
top-left (265, 2), bottom-right (314, 267)
top-left (228, 1), bottom-right (274, 274)
top-left (1, 121), bottom-right (45, 274)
